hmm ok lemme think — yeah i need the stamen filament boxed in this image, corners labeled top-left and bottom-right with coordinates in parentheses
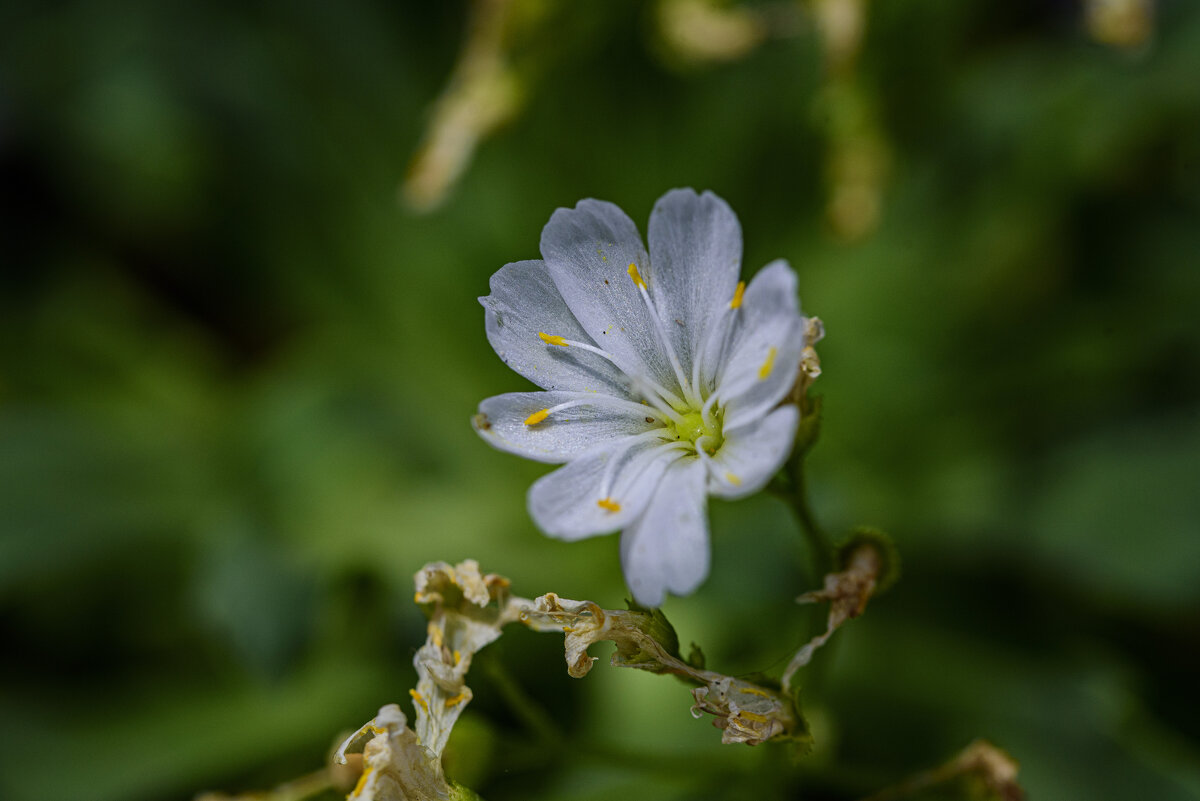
top-left (701, 390), bottom-right (722, 430)
top-left (629, 266), bottom-right (699, 407)
top-left (597, 429), bottom-right (682, 498)
top-left (536, 332), bottom-right (688, 410)
top-left (523, 396), bottom-right (685, 427)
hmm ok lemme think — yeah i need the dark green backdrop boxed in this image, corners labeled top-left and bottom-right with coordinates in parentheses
top-left (2, 1), bottom-right (1198, 799)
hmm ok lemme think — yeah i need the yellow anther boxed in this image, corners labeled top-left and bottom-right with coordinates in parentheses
top-left (738, 710), bottom-right (769, 724)
top-left (725, 472), bottom-right (742, 486)
top-left (524, 408), bottom-right (550, 426)
top-left (452, 649), bottom-right (462, 665)
top-left (757, 346), bottom-right (777, 380)
top-left (409, 689), bottom-right (429, 713)
top-left (627, 263), bottom-right (646, 289)
top-left (738, 686), bottom-right (771, 699)
top-left (445, 692), bottom-right (468, 708)
top-left (597, 497), bottom-right (622, 512)
top-left (428, 623), bottom-right (443, 648)
top-left (562, 625), bottom-right (576, 633)
top-left (730, 281), bottom-right (746, 309)
top-left (538, 331), bottom-right (568, 346)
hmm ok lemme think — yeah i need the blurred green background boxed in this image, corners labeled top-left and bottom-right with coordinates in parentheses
top-left (2, 1), bottom-right (1199, 799)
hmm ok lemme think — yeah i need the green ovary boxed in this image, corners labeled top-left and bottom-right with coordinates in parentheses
top-left (668, 409), bottom-right (724, 454)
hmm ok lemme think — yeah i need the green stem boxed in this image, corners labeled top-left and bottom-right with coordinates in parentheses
top-left (480, 656), bottom-right (563, 745)
top-left (789, 447), bottom-right (835, 581)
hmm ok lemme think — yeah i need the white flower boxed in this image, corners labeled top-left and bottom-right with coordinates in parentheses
top-left (474, 189), bottom-right (822, 607)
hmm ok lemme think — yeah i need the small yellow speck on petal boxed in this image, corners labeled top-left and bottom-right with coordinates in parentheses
top-left (730, 281), bottom-right (746, 309)
top-left (524, 408), bottom-right (550, 425)
top-left (725, 472), bottom-right (742, 486)
top-left (452, 649), bottom-right (462, 665)
top-left (538, 331), bottom-right (568, 346)
top-left (758, 346), bottom-right (777, 380)
top-left (409, 689), bottom-right (429, 713)
top-left (597, 497), bottom-right (621, 512)
top-left (627, 263), bottom-right (646, 289)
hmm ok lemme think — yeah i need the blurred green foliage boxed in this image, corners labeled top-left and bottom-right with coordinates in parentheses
top-left (2, 1), bottom-right (1199, 800)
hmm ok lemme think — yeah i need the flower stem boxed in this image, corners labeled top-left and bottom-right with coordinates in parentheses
top-left (785, 395), bottom-right (834, 580)
top-left (480, 655), bottom-right (563, 745)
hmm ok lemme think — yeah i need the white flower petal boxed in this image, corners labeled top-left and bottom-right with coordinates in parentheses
top-left (707, 405), bottom-right (799, 499)
top-left (741, 258), bottom-right (800, 318)
top-left (481, 259), bottom-right (629, 395)
top-left (474, 391), bottom-right (658, 464)
top-left (715, 260), bottom-right (806, 430)
top-left (529, 436), bottom-right (684, 541)
top-left (539, 199), bottom-right (678, 394)
top-left (619, 457), bottom-right (710, 607)
top-left (647, 189), bottom-right (742, 381)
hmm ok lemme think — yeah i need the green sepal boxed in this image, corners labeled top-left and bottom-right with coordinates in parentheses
top-left (782, 687), bottom-right (816, 756)
top-left (623, 599), bottom-right (682, 661)
top-left (449, 780), bottom-right (487, 801)
top-left (794, 394), bottom-right (823, 456)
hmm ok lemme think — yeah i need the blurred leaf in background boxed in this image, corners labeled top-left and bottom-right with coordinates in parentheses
top-left (1, 1), bottom-right (1199, 800)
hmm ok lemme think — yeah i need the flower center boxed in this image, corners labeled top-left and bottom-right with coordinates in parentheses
top-left (667, 408), bottom-right (723, 454)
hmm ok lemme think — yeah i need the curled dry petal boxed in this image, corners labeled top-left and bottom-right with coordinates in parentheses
top-left (782, 543), bottom-right (881, 692)
top-left (334, 704), bottom-right (453, 801)
top-left (858, 739), bottom-right (1024, 801)
top-left (411, 560), bottom-right (527, 755)
top-left (522, 592), bottom-right (800, 746)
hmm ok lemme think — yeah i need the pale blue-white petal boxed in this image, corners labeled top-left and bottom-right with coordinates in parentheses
top-left (539, 200), bottom-right (679, 396)
top-left (714, 260), bottom-right (806, 430)
top-left (696, 259), bottom-right (798, 394)
top-left (481, 259), bottom-right (630, 395)
top-left (474, 391), bottom-right (660, 464)
top-left (619, 457), bottom-right (710, 607)
top-left (646, 189), bottom-right (742, 382)
top-left (528, 436), bottom-right (686, 541)
top-left (707, 405), bottom-right (799, 499)
top-left (740, 258), bottom-right (800, 318)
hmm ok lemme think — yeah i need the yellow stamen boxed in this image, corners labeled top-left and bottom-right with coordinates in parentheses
top-left (524, 408), bottom-right (550, 425)
top-left (738, 686), bottom-right (771, 698)
top-left (738, 710), bottom-right (769, 723)
top-left (409, 689), bottom-right (429, 713)
top-left (445, 692), bottom-right (468, 708)
top-left (351, 766), bottom-right (374, 798)
top-left (452, 649), bottom-right (462, 665)
top-left (597, 497), bottom-right (621, 512)
top-left (757, 346), bottom-right (777, 380)
top-left (538, 331), bottom-right (568, 346)
top-left (730, 281), bottom-right (746, 309)
top-left (428, 623), bottom-right (443, 648)
top-left (725, 472), bottom-right (742, 486)
top-left (627, 263), bottom-right (646, 289)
